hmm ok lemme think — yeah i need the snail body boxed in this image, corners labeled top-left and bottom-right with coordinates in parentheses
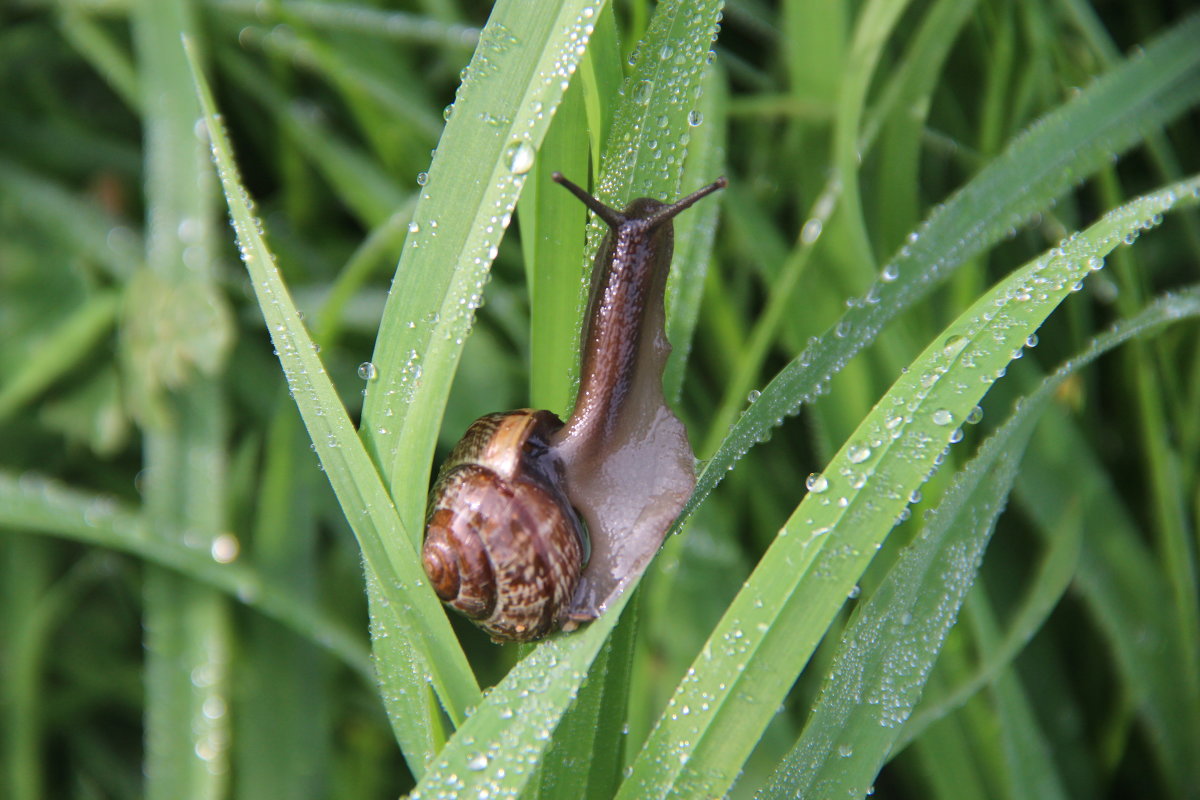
top-left (424, 172), bottom-right (726, 642)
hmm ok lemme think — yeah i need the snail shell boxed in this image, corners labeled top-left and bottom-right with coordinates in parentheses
top-left (423, 173), bottom-right (725, 642)
top-left (423, 410), bottom-right (588, 642)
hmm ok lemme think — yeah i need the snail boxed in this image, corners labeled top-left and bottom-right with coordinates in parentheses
top-left (423, 172), bottom-right (727, 641)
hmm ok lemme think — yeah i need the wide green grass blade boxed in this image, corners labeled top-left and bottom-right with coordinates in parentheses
top-left (759, 391), bottom-right (1034, 800)
top-left (184, 40), bottom-right (479, 770)
top-left (758, 286), bottom-right (1200, 798)
top-left (686, 12), bottom-right (1200, 518)
top-left (619, 177), bottom-right (1200, 798)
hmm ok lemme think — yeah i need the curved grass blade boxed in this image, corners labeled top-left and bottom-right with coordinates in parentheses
top-left (757, 285), bottom-right (1200, 798)
top-left (184, 42), bottom-right (479, 768)
top-left (0, 471), bottom-right (372, 681)
top-left (619, 177), bottom-right (1200, 798)
top-left (684, 12), bottom-right (1200, 524)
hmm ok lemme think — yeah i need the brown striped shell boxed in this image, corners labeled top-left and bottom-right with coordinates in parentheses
top-left (422, 410), bottom-right (587, 642)
top-left (423, 174), bottom-right (724, 643)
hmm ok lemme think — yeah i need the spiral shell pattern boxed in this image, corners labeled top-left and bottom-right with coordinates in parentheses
top-left (422, 411), bottom-right (586, 642)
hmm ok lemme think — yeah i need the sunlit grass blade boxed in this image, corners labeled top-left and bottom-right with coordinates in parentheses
top-left (687, 12), bottom-right (1200, 519)
top-left (830, 0), bottom-right (911, 283)
top-left (183, 40), bottom-right (479, 769)
top-left (620, 177), bottom-right (1200, 798)
top-left (758, 285), bottom-right (1200, 798)
top-left (520, 81), bottom-right (590, 416)
top-left (759, 393), bottom-right (1034, 799)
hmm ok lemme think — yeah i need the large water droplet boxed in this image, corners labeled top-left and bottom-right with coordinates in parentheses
top-left (507, 140), bottom-right (535, 174)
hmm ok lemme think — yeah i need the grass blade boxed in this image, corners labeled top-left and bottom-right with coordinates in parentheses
top-left (686, 12), bottom-right (1200, 519)
top-left (759, 285), bottom-right (1200, 797)
top-left (620, 177), bottom-right (1200, 798)
top-left (183, 40), bottom-right (479, 769)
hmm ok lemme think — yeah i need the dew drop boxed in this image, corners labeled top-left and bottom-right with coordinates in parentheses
top-left (806, 473), bottom-right (829, 493)
top-left (358, 362), bottom-right (378, 380)
top-left (634, 79), bottom-right (654, 104)
top-left (507, 140), bottom-right (535, 174)
top-left (801, 218), bottom-right (823, 244)
top-left (847, 444), bottom-right (871, 464)
top-left (931, 409), bottom-right (953, 426)
top-left (211, 533), bottom-right (240, 564)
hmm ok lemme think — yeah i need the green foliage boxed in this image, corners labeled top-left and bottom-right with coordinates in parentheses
top-left (2, 1), bottom-right (1198, 798)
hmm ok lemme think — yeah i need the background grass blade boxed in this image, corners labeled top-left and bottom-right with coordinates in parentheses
top-left (0, 471), bottom-right (372, 680)
top-left (685, 12), bottom-right (1200, 519)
